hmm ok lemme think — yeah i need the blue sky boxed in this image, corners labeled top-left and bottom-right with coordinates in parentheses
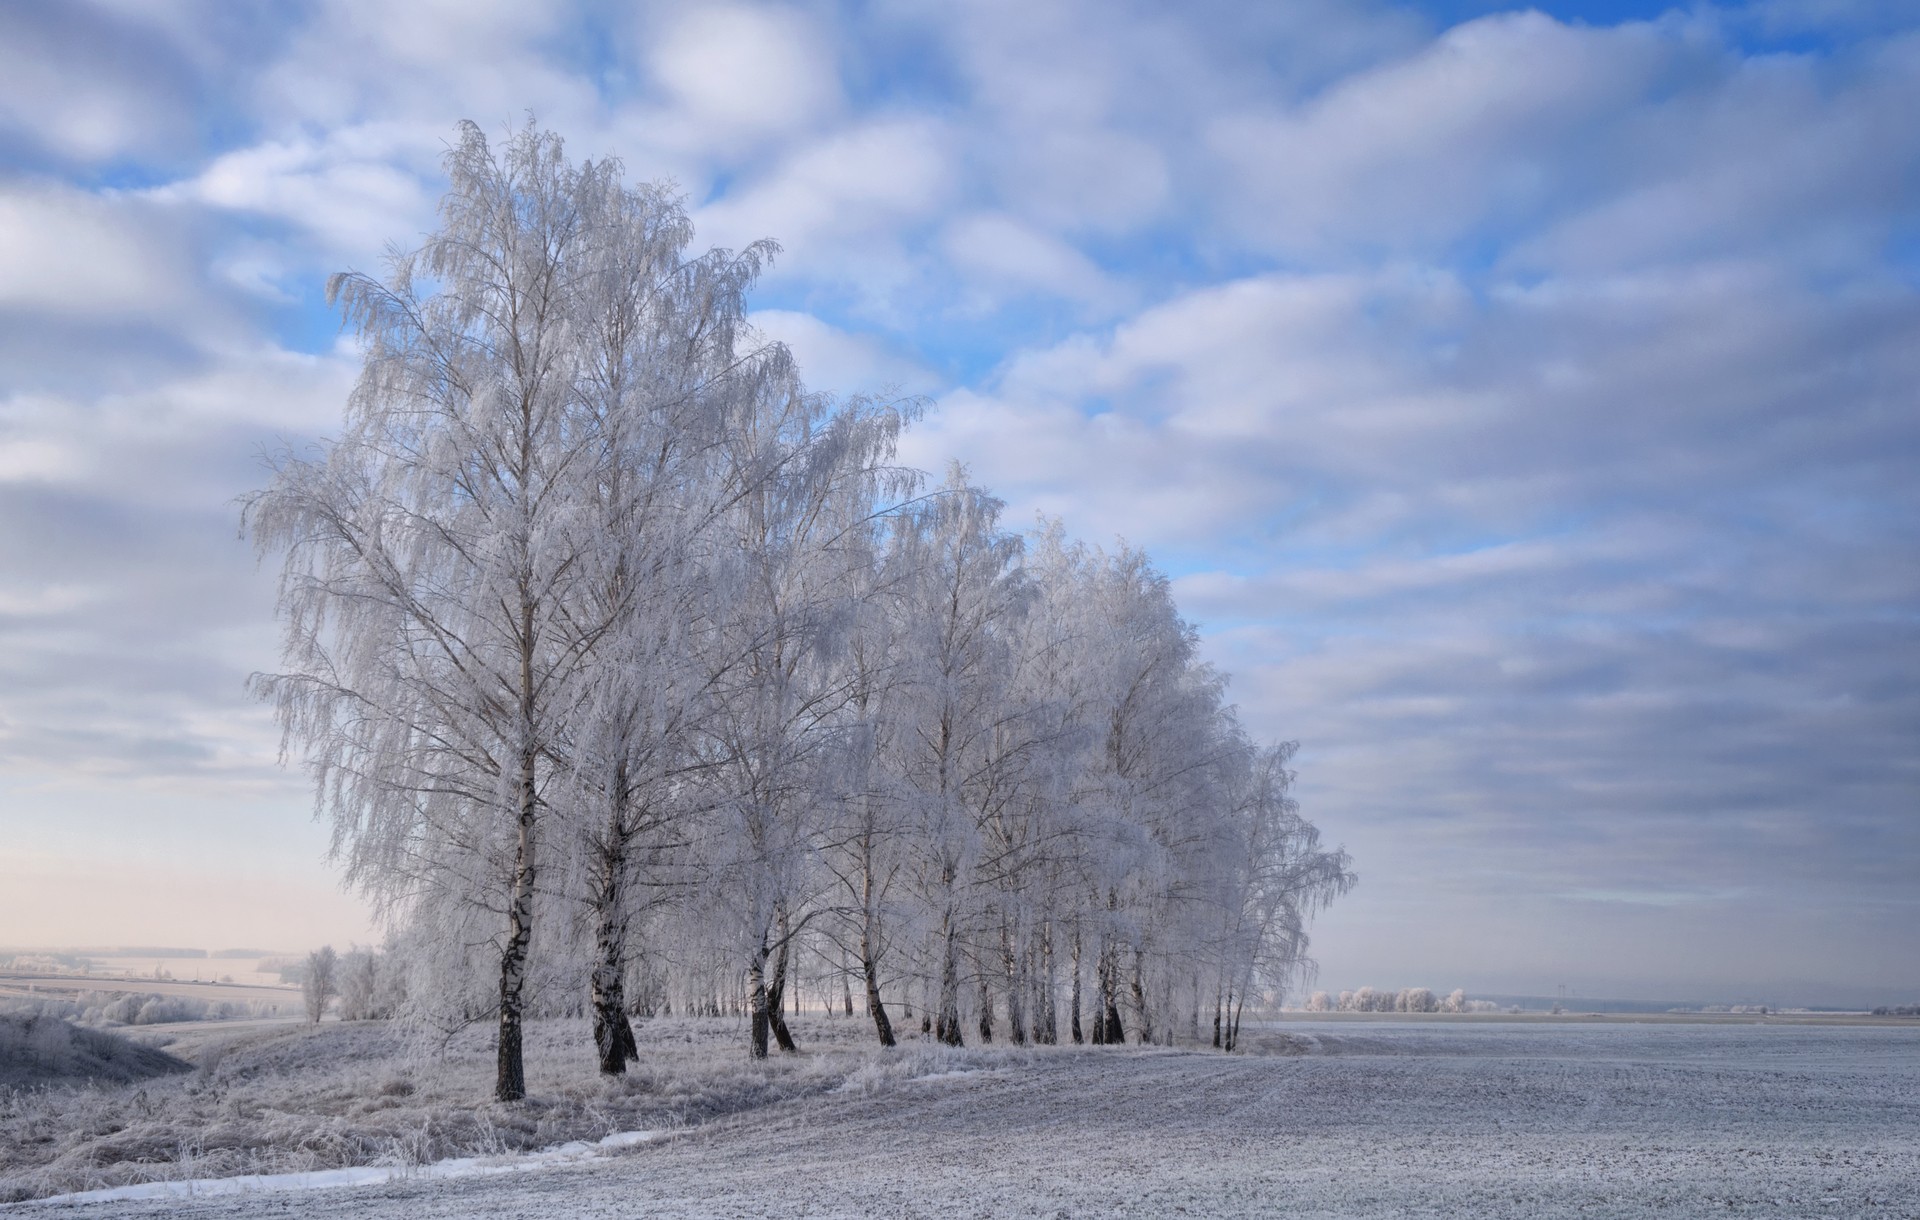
top-left (1, 0), bottom-right (1915, 1003)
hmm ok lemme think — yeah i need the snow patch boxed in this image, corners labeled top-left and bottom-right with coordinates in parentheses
top-left (33, 1129), bottom-right (659, 1206)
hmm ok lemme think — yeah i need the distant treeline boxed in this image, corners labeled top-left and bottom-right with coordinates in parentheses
top-left (0, 993), bottom-right (287, 1026)
top-left (1301, 988), bottom-right (1495, 1013)
top-left (2, 948), bottom-right (288, 965)
top-left (60, 947), bottom-right (208, 959)
top-left (1871, 1004), bottom-right (1920, 1017)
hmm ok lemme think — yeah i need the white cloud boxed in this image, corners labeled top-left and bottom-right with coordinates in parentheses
top-left (1509, 37), bottom-right (1920, 273)
top-left (153, 123), bottom-right (441, 262)
top-left (694, 117), bottom-right (953, 308)
top-left (253, 0), bottom-right (591, 134)
top-left (939, 212), bottom-right (1127, 312)
top-left (0, 184), bottom-right (188, 317)
top-left (748, 309), bottom-right (937, 399)
top-left (1207, 11), bottom-right (1691, 256)
top-left (649, 5), bottom-right (842, 149)
top-left (0, 437), bottom-right (84, 486)
top-left (2, 0), bottom-right (1916, 991)
top-left (0, 2), bottom-right (206, 164)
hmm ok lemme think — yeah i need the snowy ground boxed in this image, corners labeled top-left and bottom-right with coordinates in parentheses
top-left (13, 1017), bottom-right (1917, 1218)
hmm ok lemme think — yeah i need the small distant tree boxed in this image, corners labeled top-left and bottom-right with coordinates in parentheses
top-left (304, 945), bottom-right (337, 1023)
top-left (1443, 987), bottom-right (1467, 1013)
top-left (1305, 990), bottom-right (1331, 1012)
top-left (337, 945), bottom-right (403, 1021)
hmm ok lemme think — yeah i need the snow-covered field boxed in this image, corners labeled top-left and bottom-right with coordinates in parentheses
top-left (12, 1017), bottom-right (1920, 1217)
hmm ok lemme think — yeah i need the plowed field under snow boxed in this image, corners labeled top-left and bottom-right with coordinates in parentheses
top-left (28, 1019), bottom-right (1920, 1218)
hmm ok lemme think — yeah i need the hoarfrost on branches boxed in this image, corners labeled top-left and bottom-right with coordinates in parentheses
top-left (249, 121), bottom-right (1355, 1094)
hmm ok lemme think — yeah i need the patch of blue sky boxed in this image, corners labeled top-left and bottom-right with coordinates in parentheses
top-left (751, 284), bottom-right (1085, 389)
top-left (835, 16), bottom-right (970, 113)
top-left (1884, 221), bottom-right (1920, 291)
top-left (267, 289), bottom-right (352, 360)
top-left (1409, 0), bottom-right (1690, 31)
top-left (545, 7), bottom-right (637, 103)
top-left (1077, 222), bottom-right (1272, 297)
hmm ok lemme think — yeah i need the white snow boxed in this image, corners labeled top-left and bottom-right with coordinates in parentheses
top-left (31, 1130), bottom-right (657, 1207)
top-left (19, 1019), bottom-right (1920, 1218)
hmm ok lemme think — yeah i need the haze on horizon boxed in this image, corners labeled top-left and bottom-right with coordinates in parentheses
top-left (1, 0), bottom-right (1915, 1009)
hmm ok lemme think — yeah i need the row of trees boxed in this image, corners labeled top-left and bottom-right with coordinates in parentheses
top-left (251, 122), bottom-right (1353, 1102)
top-left (300, 944), bottom-right (405, 1023)
top-left (1303, 988), bottom-right (1488, 1013)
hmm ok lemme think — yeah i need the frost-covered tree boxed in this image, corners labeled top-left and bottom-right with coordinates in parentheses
top-left (253, 123), bottom-right (674, 1099)
top-left (883, 474), bottom-right (1031, 1045)
top-left (689, 383), bottom-right (914, 1059)
top-left (337, 944), bottom-right (406, 1021)
top-left (544, 161), bottom-right (789, 1076)
top-left (1202, 741), bottom-right (1354, 1049)
top-left (303, 945), bottom-right (337, 1024)
top-left (253, 119), bottom-right (1355, 1083)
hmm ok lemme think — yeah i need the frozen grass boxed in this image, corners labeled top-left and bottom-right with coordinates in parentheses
top-left (0, 1015), bottom-right (190, 1090)
top-left (14, 1017), bottom-right (1915, 1216)
top-left (0, 993), bottom-right (288, 1029)
top-left (0, 1014), bottom-right (1034, 1203)
top-left (17, 1017), bottom-right (1915, 1218)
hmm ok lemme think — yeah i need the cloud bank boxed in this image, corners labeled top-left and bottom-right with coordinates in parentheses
top-left (1, 0), bottom-right (1914, 999)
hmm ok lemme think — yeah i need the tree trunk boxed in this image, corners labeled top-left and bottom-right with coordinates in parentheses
top-left (1129, 951), bottom-right (1154, 1046)
top-left (860, 916), bottom-right (896, 1048)
top-left (1096, 941), bottom-right (1125, 1045)
top-left (1001, 924), bottom-right (1027, 1046)
top-left (935, 917), bottom-right (964, 1046)
top-left (590, 788), bottom-right (639, 1076)
top-left (1036, 922), bottom-right (1057, 1044)
top-left (766, 909), bottom-right (798, 1053)
top-left (495, 754), bottom-right (537, 1103)
top-left (1190, 972), bottom-right (1203, 1044)
top-left (748, 947), bottom-right (772, 1060)
top-left (977, 974), bottom-right (995, 1044)
top-left (1069, 924), bottom-right (1084, 1044)
top-left (589, 898), bottom-right (637, 1076)
top-left (1212, 976), bottom-right (1224, 1049)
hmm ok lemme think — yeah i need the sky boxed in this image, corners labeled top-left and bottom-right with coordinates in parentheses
top-left (0, 0), bottom-right (1915, 1006)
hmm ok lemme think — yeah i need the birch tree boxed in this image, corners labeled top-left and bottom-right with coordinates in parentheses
top-left (253, 122), bottom-right (634, 1100)
top-left (692, 383), bottom-right (915, 1058)
top-left (551, 162), bottom-right (783, 1075)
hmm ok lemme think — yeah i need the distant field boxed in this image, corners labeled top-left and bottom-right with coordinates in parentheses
top-left (1269, 1007), bottom-right (1914, 1027)
top-left (0, 970), bottom-right (300, 1017)
top-left (12, 1016), bottom-right (1919, 1216)
top-left (8, 954), bottom-right (296, 989)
